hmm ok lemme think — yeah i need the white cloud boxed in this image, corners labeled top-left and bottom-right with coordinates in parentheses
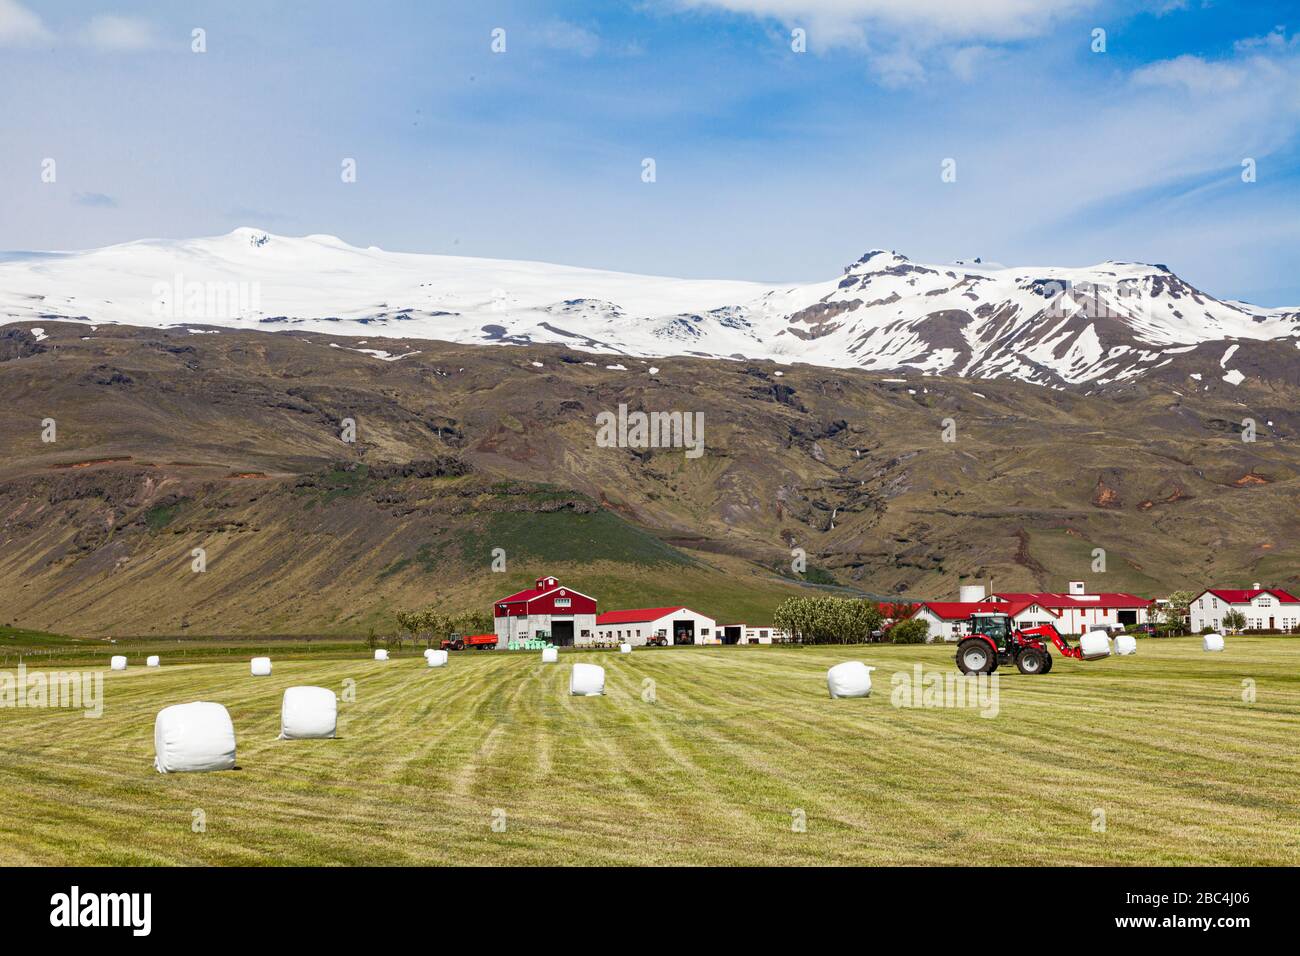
top-left (81, 15), bottom-right (161, 52)
top-left (674, 0), bottom-right (1095, 44)
top-left (0, 0), bottom-right (52, 46)
top-left (538, 21), bottom-right (600, 57)
top-left (1132, 54), bottom-right (1249, 94)
top-left (673, 0), bottom-right (1093, 86)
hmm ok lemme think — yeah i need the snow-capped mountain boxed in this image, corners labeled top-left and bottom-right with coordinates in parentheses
top-left (3, 228), bottom-right (1297, 387)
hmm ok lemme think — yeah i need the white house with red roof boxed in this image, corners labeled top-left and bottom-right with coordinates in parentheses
top-left (493, 575), bottom-right (598, 647)
top-left (990, 581), bottom-right (1152, 634)
top-left (595, 606), bottom-right (717, 646)
top-left (912, 599), bottom-right (1058, 643)
top-left (1190, 584), bottom-right (1300, 633)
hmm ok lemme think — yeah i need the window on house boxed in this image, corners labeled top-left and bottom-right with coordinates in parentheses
top-left (701, 628), bottom-right (710, 636)
top-left (555, 597), bottom-right (571, 607)
top-left (1259, 597), bottom-right (1273, 607)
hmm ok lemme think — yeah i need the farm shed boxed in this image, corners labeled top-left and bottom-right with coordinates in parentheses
top-left (595, 607), bottom-right (716, 646)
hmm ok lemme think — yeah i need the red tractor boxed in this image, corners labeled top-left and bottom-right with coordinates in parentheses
top-left (440, 633), bottom-right (499, 651)
top-left (955, 612), bottom-right (1105, 675)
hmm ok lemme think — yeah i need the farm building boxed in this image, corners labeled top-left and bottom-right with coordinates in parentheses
top-left (493, 575), bottom-right (598, 647)
top-left (912, 599), bottom-right (1059, 643)
top-left (595, 607), bottom-right (716, 646)
top-left (718, 624), bottom-right (791, 645)
top-left (1189, 585), bottom-right (1300, 633)
top-left (989, 581), bottom-right (1152, 635)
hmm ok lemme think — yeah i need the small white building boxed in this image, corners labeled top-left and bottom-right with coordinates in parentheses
top-left (718, 624), bottom-right (790, 645)
top-left (595, 607), bottom-right (716, 646)
top-left (1190, 585), bottom-right (1300, 633)
top-left (912, 600), bottom-right (1058, 643)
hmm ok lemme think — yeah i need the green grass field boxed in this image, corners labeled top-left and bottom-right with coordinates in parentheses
top-left (1, 638), bottom-right (1297, 865)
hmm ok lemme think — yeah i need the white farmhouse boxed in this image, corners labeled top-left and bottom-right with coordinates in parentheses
top-left (1189, 585), bottom-right (1300, 633)
top-left (595, 607), bottom-right (717, 646)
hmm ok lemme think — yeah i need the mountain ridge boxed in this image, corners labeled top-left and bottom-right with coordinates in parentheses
top-left (2, 228), bottom-right (1297, 390)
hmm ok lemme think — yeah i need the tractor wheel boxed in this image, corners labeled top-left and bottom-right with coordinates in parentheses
top-left (956, 639), bottom-right (995, 675)
top-left (1041, 652), bottom-right (1054, 673)
top-left (1016, 649), bottom-right (1046, 675)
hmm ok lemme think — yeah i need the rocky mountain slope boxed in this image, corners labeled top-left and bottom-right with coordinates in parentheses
top-left (1, 322), bottom-right (1297, 635)
top-left (3, 229), bottom-right (1297, 389)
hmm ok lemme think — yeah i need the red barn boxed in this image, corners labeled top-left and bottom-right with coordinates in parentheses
top-left (493, 575), bottom-right (597, 647)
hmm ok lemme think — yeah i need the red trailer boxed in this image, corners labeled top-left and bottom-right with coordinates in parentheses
top-left (440, 633), bottom-right (499, 651)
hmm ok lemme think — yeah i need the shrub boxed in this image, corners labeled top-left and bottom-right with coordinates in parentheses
top-left (889, 618), bottom-right (930, 644)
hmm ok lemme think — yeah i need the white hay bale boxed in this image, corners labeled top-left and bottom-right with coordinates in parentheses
top-left (1079, 631), bottom-right (1112, 660)
top-left (827, 661), bottom-right (875, 699)
top-left (423, 648), bottom-right (435, 660)
top-left (570, 662), bottom-right (605, 696)
top-left (250, 656), bottom-right (272, 676)
top-left (374, 648), bottom-right (389, 661)
top-left (1203, 633), bottom-right (1225, 652)
top-left (154, 702), bottom-right (236, 774)
top-left (110, 655), bottom-right (127, 671)
top-left (541, 646), bottom-right (558, 663)
top-left (279, 686), bottom-right (338, 740)
top-left (1113, 634), bottom-right (1137, 656)
top-left (426, 649), bottom-right (448, 667)
top-left (146, 655), bottom-right (160, 667)
top-left (619, 643), bottom-right (632, 654)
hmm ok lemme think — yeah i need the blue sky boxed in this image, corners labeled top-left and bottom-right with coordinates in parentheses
top-left (3, 0), bottom-right (1299, 304)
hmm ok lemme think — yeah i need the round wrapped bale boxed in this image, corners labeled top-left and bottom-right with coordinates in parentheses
top-left (154, 702), bottom-right (237, 774)
top-left (110, 655), bottom-right (127, 671)
top-left (1203, 633), bottom-right (1225, 652)
top-left (1113, 634), bottom-right (1137, 656)
top-left (827, 661), bottom-right (875, 699)
top-left (423, 648), bottom-right (435, 660)
top-left (1079, 631), bottom-right (1112, 660)
top-left (426, 649), bottom-right (448, 667)
top-left (570, 662), bottom-right (605, 696)
top-left (541, 646), bottom-right (558, 663)
top-left (279, 686), bottom-right (338, 740)
top-left (250, 657), bottom-right (272, 676)
top-left (146, 655), bottom-right (161, 667)
top-left (374, 649), bottom-right (389, 661)
top-left (619, 643), bottom-right (632, 654)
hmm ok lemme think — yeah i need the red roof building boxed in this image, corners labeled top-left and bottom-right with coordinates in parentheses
top-left (1190, 585), bottom-right (1300, 633)
top-left (594, 606), bottom-right (717, 647)
top-left (990, 581), bottom-right (1152, 634)
top-left (912, 599), bottom-right (1058, 642)
top-left (492, 575), bottom-right (597, 647)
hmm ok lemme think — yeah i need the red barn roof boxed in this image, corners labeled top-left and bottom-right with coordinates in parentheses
top-left (597, 607), bottom-right (685, 625)
top-left (495, 576), bottom-right (596, 606)
top-left (918, 600), bottom-right (1055, 621)
top-left (1203, 588), bottom-right (1300, 604)
top-left (993, 591), bottom-right (1152, 609)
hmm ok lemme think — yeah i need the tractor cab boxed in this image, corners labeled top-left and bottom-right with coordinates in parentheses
top-left (968, 612), bottom-right (1012, 647)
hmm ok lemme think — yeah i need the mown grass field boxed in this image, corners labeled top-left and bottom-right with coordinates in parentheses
top-left (1, 638), bottom-right (1297, 865)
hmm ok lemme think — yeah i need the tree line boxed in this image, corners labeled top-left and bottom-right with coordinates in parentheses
top-left (772, 596), bottom-right (928, 644)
